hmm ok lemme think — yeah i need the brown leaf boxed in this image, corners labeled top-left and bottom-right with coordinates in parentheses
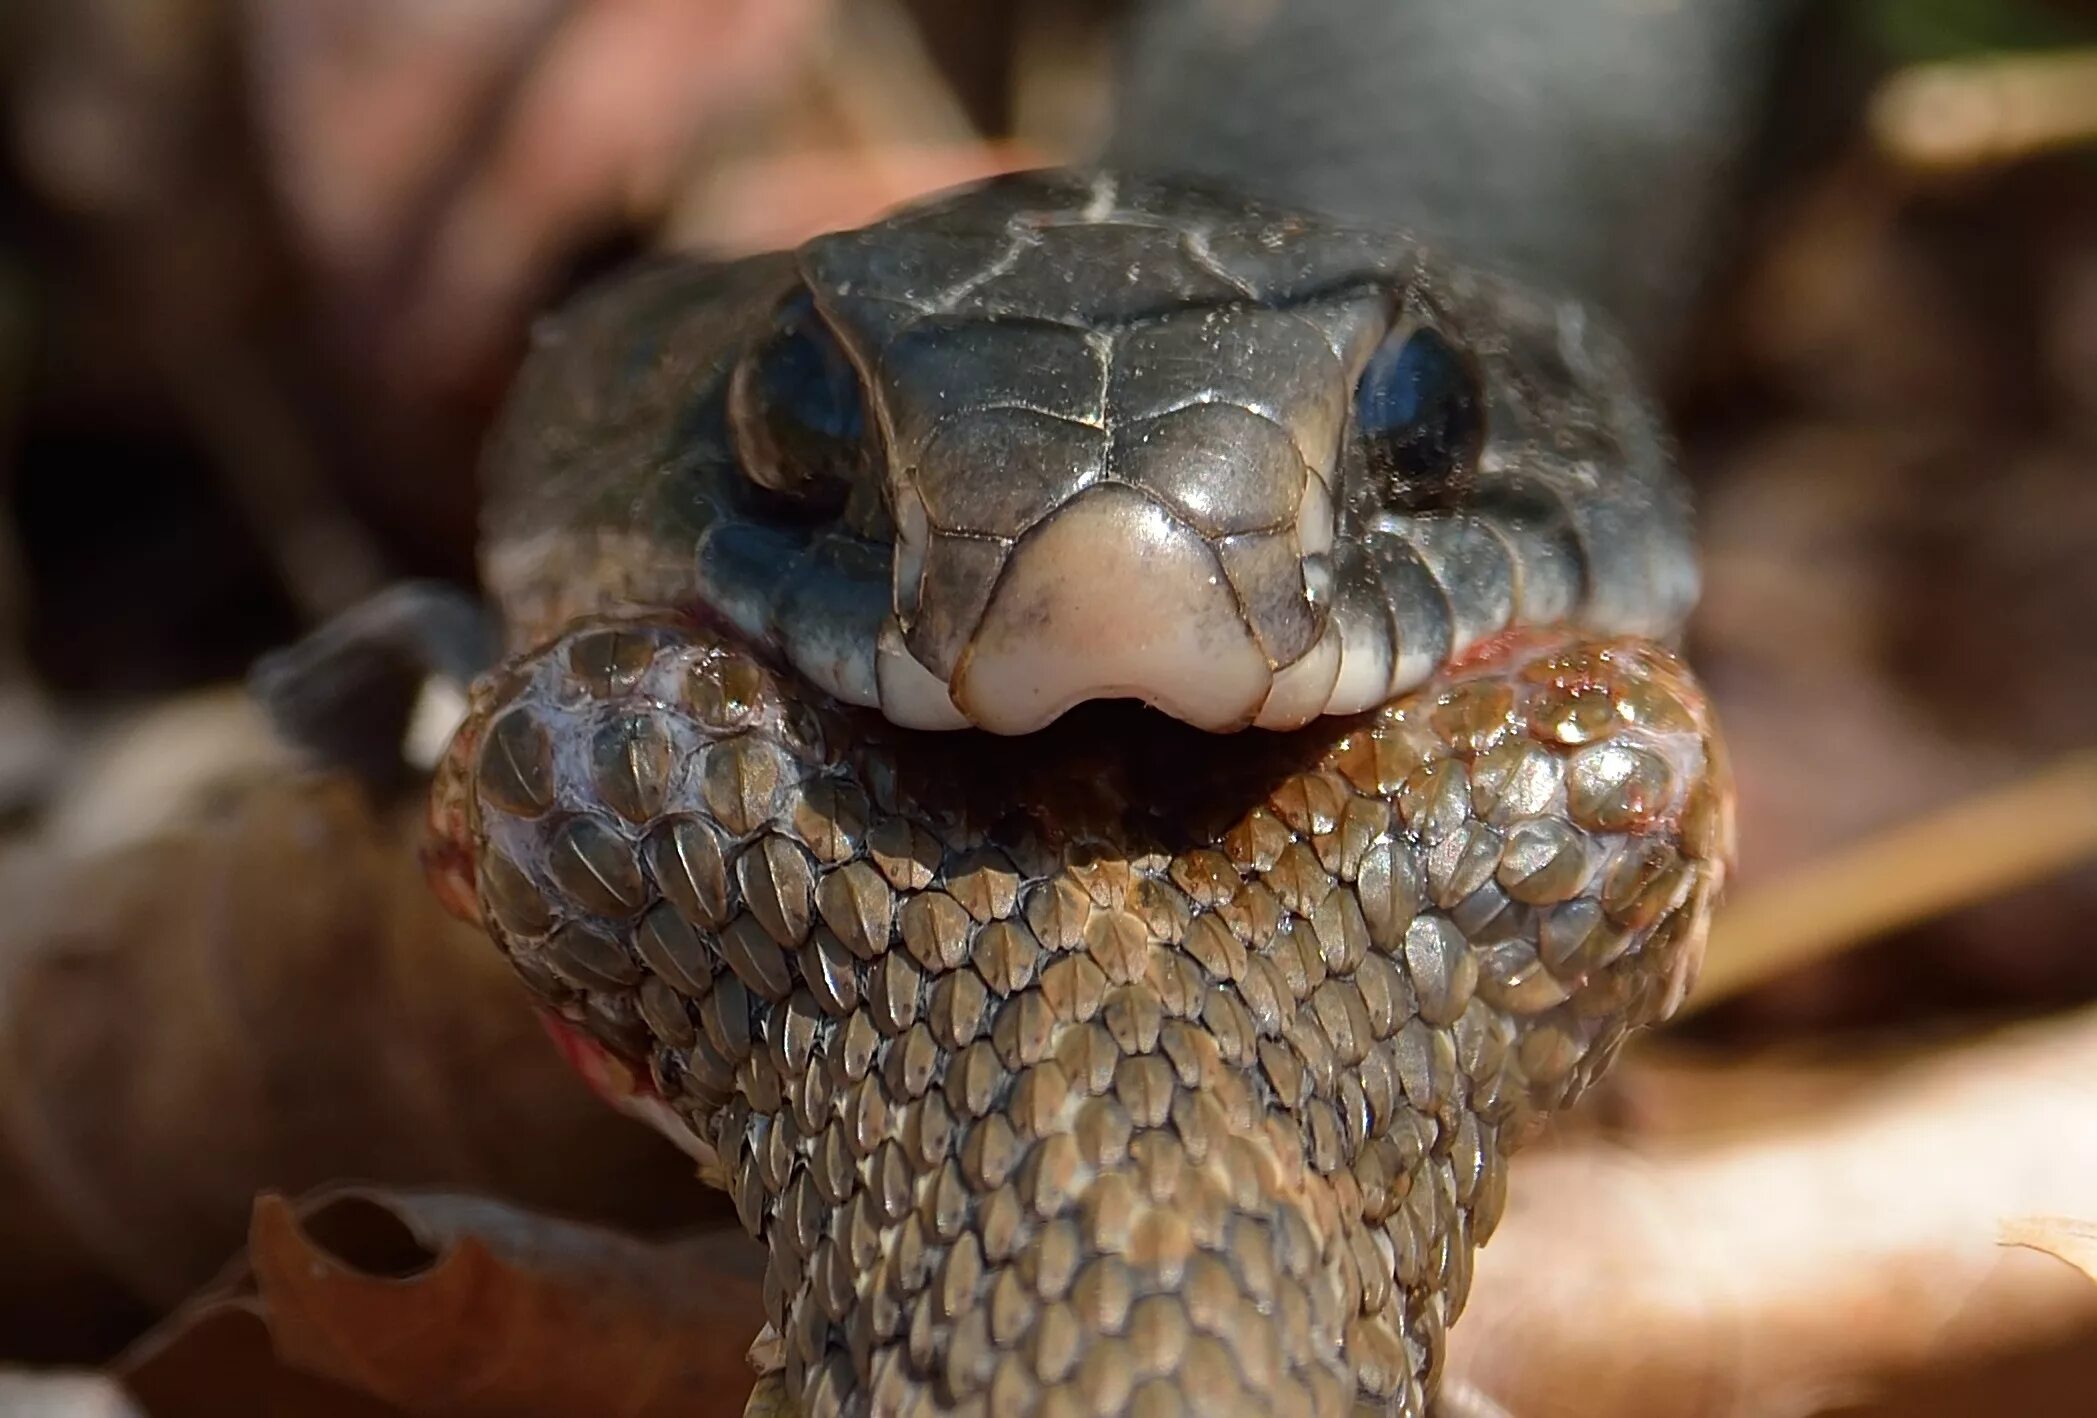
top-left (120, 1188), bottom-right (762, 1418)
top-left (0, 773), bottom-right (711, 1358)
top-left (117, 1296), bottom-right (394, 1418)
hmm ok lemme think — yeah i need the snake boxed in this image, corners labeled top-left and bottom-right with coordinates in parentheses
top-left (422, 169), bottom-right (1732, 1418)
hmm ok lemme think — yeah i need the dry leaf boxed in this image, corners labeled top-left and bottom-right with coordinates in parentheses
top-left (0, 1371), bottom-right (145, 1418)
top-left (120, 1187), bottom-right (762, 1417)
top-left (1447, 1010), bottom-right (2097, 1416)
top-left (245, 0), bottom-right (833, 398)
top-left (2001, 1217), bottom-right (2097, 1287)
top-left (663, 143), bottom-right (1036, 257)
top-left (106, 1013), bottom-right (2097, 1417)
top-left (0, 774), bottom-right (710, 1359)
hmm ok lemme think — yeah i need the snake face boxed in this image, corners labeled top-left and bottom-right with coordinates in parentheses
top-left (444, 170), bottom-right (1730, 1418)
top-left (483, 171), bottom-right (1697, 735)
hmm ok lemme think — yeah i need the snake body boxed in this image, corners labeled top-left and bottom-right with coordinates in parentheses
top-left (426, 171), bottom-right (1732, 1416)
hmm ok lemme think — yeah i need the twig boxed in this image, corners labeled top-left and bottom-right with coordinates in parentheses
top-left (1870, 48), bottom-right (2097, 172)
top-left (1687, 748), bottom-right (2097, 1012)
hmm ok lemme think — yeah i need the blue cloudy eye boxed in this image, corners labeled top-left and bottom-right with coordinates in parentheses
top-left (1355, 326), bottom-right (1484, 501)
top-left (761, 308), bottom-right (864, 445)
top-left (731, 295), bottom-right (867, 508)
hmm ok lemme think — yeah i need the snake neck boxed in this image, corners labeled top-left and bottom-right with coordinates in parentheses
top-left (429, 615), bottom-right (1728, 1416)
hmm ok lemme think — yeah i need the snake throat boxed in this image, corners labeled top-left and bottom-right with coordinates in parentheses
top-left (428, 613), bottom-right (1730, 1418)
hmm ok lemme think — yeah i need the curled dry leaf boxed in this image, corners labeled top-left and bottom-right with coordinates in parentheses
top-left (120, 1187), bottom-right (763, 1418)
top-left (0, 773), bottom-right (710, 1359)
top-left (2001, 1216), bottom-right (2097, 1288)
top-left (1446, 1008), bottom-right (2097, 1416)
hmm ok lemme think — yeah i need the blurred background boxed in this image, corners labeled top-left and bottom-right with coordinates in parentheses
top-left (2, 1), bottom-right (2097, 1414)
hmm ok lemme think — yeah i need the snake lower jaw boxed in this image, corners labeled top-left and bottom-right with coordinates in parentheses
top-left (428, 613), bottom-right (1730, 1418)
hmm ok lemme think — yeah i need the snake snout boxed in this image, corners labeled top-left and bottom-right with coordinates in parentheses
top-left (925, 484), bottom-right (1309, 736)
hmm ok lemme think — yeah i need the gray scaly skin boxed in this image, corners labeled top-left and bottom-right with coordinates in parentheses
top-left (426, 170), bottom-right (1732, 1417)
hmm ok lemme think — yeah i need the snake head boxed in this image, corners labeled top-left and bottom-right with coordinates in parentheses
top-left (483, 171), bottom-right (1698, 740)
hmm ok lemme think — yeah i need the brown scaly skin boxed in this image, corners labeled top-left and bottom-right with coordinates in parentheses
top-left (428, 614), bottom-right (1730, 1417)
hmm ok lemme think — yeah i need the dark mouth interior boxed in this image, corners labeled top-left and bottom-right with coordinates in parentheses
top-left (844, 696), bottom-right (1364, 851)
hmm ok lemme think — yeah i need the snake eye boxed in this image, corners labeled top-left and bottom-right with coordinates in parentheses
top-left (1356, 325), bottom-right (1484, 508)
top-left (729, 295), bottom-right (869, 512)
